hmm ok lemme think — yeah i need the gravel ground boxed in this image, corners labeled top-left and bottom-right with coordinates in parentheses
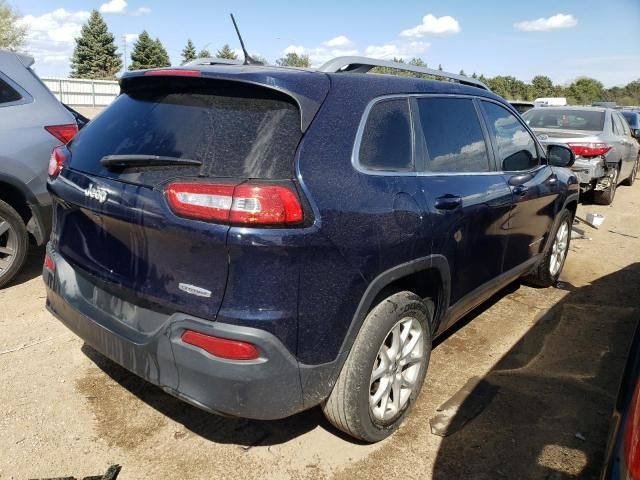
top-left (0, 181), bottom-right (638, 480)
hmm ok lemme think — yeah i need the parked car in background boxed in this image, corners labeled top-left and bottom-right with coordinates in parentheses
top-left (0, 49), bottom-right (79, 288)
top-left (510, 101), bottom-right (535, 114)
top-left (534, 97), bottom-right (567, 107)
top-left (621, 110), bottom-right (640, 141)
top-left (523, 107), bottom-right (639, 204)
top-left (44, 57), bottom-right (579, 443)
top-left (601, 322), bottom-right (640, 480)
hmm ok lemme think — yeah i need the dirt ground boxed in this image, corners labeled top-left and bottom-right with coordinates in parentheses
top-left (1, 182), bottom-right (639, 480)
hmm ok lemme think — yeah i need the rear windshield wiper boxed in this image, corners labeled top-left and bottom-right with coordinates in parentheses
top-left (100, 155), bottom-right (202, 168)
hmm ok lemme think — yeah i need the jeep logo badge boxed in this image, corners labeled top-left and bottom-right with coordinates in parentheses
top-left (84, 184), bottom-right (108, 203)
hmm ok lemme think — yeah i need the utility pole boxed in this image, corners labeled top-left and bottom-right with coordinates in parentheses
top-left (122, 35), bottom-right (127, 70)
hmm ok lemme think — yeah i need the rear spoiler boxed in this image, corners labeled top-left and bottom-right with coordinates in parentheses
top-left (120, 68), bottom-right (330, 132)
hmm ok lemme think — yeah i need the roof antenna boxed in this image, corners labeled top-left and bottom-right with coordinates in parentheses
top-left (230, 13), bottom-right (263, 65)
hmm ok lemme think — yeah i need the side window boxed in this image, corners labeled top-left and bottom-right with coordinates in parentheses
top-left (611, 114), bottom-right (621, 135)
top-left (359, 98), bottom-right (413, 172)
top-left (416, 97), bottom-right (490, 173)
top-left (482, 101), bottom-right (539, 171)
top-left (617, 113), bottom-right (631, 136)
top-left (0, 77), bottom-right (22, 104)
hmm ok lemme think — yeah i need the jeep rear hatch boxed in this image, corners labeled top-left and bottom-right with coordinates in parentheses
top-left (48, 74), bottom-right (316, 320)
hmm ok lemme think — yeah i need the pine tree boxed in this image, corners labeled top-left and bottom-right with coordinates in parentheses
top-left (438, 64), bottom-right (443, 71)
top-left (152, 37), bottom-right (171, 67)
top-left (197, 48), bottom-right (211, 58)
top-left (129, 32), bottom-right (170, 69)
top-left (70, 10), bottom-right (121, 79)
top-left (216, 44), bottom-right (238, 60)
top-left (181, 39), bottom-right (196, 64)
top-left (129, 30), bottom-right (155, 70)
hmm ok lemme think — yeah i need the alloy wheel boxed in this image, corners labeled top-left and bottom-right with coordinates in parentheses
top-left (549, 220), bottom-right (569, 276)
top-left (369, 316), bottom-right (425, 422)
top-left (0, 216), bottom-right (17, 276)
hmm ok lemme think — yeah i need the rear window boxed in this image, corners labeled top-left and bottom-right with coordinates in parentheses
top-left (522, 109), bottom-right (605, 131)
top-left (68, 80), bottom-right (302, 184)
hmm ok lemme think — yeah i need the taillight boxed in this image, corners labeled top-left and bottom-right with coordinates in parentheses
top-left (166, 181), bottom-right (304, 226)
top-left (48, 145), bottom-right (69, 177)
top-left (44, 124), bottom-right (78, 144)
top-left (624, 381), bottom-right (640, 479)
top-left (43, 253), bottom-right (55, 272)
top-left (567, 142), bottom-right (612, 157)
top-left (181, 330), bottom-right (259, 360)
top-left (144, 69), bottom-right (201, 77)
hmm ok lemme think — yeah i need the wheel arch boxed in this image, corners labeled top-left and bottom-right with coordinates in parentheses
top-left (0, 173), bottom-right (47, 245)
top-left (339, 255), bottom-right (451, 356)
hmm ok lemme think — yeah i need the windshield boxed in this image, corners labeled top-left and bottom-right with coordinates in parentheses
top-left (522, 109), bottom-right (605, 131)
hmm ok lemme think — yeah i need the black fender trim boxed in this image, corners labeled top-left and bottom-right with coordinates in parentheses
top-left (542, 191), bottom-right (579, 253)
top-left (339, 254), bottom-right (451, 356)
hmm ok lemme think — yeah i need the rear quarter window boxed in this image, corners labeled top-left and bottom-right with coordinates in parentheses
top-left (68, 81), bottom-right (303, 184)
top-left (0, 77), bottom-right (22, 104)
top-left (358, 98), bottom-right (413, 172)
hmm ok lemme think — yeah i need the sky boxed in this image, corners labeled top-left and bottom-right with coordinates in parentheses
top-left (15, 0), bottom-right (640, 87)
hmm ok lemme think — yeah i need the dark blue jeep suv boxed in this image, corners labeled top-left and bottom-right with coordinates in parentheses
top-left (43, 57), bottom-right (579, 442)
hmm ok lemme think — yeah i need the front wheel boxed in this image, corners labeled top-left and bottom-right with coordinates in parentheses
top-left (524, 209), bottom-right (572, 288)
top-left (322, 291), bottom-right (433, 442)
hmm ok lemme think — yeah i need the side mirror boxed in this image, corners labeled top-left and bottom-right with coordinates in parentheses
top-left (547, 144), bottom-right (575, 168)
top-left (633, 128), bottom-right (640, 139)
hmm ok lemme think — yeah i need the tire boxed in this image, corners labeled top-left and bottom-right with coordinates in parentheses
top-left (0, 199), bottom-right (29, 289)
top-left (593, 168), bottom-right (618, 205)
top-left (322, 291), bottom-right (433, 442)
top-left (621, 156), bottom-right (638, 187)
top-left (524, 209), bottom-right (572, 288)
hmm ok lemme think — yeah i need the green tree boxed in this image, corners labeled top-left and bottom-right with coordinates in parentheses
top-left (0, 0), bottom-right (27, 50)
top-left (438, 64), bottom-right (443, 71)
top-left (531, 75), bottom-right (554, 98)
top-left (197, 48), bottom-right (211, 58)
top-left (216, 44), bottom-right (238, 60)
top-left (181, 39), bottom-right (196, 64)
top-left (568, 77), bottom-right (604, 105)
top-left (276, 52), bottom-right (310, 67)
top-left (459, 69), bottom-right (466, 76)
top-left (152, 37), bottom-right (170, 67)
top-left (130, 31), bottom-right (168, 70)
top-left (70, 10), bottom-right (121, 79)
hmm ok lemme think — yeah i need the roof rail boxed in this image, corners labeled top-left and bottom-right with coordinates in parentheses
top-left (317, 56), bottom-right (490, 91)
top-left (184, 57), bottom-right (243, 67)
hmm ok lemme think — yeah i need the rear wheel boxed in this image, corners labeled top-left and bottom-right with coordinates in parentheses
top-left (621, 155), bottom-right (638, 186)
top-left (593, 168), bottom-right (618, 205)
top-left (322, 291), bottom-right (432, 442)
top-left (0, 200), bottom-right (28, 289)
top-left (525, 209), bottom-right (572, 288)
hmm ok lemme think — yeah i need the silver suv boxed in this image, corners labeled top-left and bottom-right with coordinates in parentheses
top-left (0, 49), bottom-right (78, 287)
top-left (522, 106), bottom-right (639, 205)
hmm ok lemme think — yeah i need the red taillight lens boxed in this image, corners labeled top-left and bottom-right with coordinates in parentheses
top-left (624, 381), bottom-right (640, 479)
top-left (567, 142), bottom-right (612, 157)
top-left (43, 253), bottom-right (55, 272)
top-left (181, 330), bottom-right (260, 360)
top-left (166, 181), bottom-right (304, 226)
top-left (45, 124), bottom-right (78, 144)
top-left (48, 145), bottom-right (69, 177)
top-left (144, 69), bottom-right (201, 77)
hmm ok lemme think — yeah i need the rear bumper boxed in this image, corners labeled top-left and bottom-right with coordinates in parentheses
top-left (43, 246), bottom-right (306, 420)
top-left (571, 157), bottom-right (606, 186)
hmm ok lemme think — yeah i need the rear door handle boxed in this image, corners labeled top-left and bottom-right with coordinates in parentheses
top-left (512, 185), bottom-right (529, 196)
top-left (434, 195), bottom-right (462, 211)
